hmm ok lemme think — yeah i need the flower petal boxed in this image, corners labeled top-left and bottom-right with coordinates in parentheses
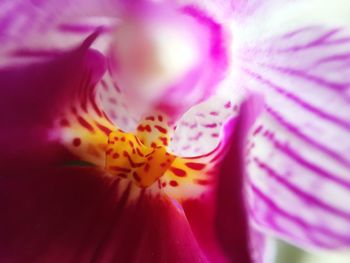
top-left (0, 32), bottom-right (108, 166)
top-left (237, 6), bottom-right (350, 249)
top-left (182, 95), bottom-right (265, 263)
top-left (0, 165), bottom-right (208, 263)
top-left (0, 0), bottom-right (117, 67)
top-left (215, 95), bottom-right (264, 263)
top-left (97, 70), bottom-right (141, 132)
top-left (170, 96), bottom-right (239, 157)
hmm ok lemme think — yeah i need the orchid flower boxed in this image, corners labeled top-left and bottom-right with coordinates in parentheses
top-left (1, 0), bottom-right (350, 262)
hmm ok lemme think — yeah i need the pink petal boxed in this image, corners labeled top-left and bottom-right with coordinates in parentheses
top-left (170, 96), bottom-right (239, 157)
top-left (239, 25), bottom-right (350, 248)
top-left (0, 0), bottom-right (117, 66)
top-left (97, 70), bottom-right (142, 132)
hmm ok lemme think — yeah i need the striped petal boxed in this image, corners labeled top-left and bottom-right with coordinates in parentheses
top-left (0, 0), bottom-right (118, 67)
top-left (235, 1), bottom-right (350, 249)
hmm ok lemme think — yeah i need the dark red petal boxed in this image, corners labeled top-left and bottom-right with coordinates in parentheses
top-left (0, 166), bottom-right (208, 263)
top-left (0, 32), bottom-right (106, 166)
top-left (215, 95), bottom-right (264, 263)
top-left (183, 193), bottom-right (228, 263)
top-left (182, 95), bottom-right (265, 263)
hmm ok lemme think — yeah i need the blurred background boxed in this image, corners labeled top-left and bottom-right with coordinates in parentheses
top-left (274, 239), bottom-right (350, 263)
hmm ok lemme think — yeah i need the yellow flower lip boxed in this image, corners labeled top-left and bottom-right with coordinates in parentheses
top-left (105, 130), bottom-right (176, 188)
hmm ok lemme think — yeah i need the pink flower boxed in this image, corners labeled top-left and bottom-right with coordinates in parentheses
top-left (1, 1), bottom-right (350, 262)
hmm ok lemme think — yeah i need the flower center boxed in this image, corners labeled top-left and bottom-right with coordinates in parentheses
top-left (105, 129), bottom-right (176, 187)
top-left (105, 112), bottom-right (176, 188)
top-left (109, 10), bottom-right (204, 108)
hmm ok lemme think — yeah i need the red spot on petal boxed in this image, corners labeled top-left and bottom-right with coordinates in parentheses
top-left (77, 116), bottom-right (95, 132)
top-left (135, 137), bottom-right (142, 146)
top-left (136, 148), bottom-right (144, 157)
top-left (109, 97), bottom-right (117, 104)
top-left (194, 179), bottom-right (211, 185)
top-left (154, 125), bottom-right (167, 134)
top-left (72, 138), bottom-right (81, 147)
top-left (169, 180), bottom-right (178, 187)
top-left (203, 123), bottom-right (217, 128)
top-left (185, 162), bottom-right (205, 170)
top-left (137, 125), bottom-right (152, 132)
top-left (224, 101), bottom-right (231, 109)
top-left (133, 171), bottom-right (141, 182)
top-left (95, 122), bottom-right (111, 136)
top-left (158, 115), bottom-right (163, 122)
top-left (253, 125), bottom-right (263, 136)
top-left (101, 79), bottom-right (109, 91)
top-left (170, 167), bottom-right (187, 177)
top-left (113, 81), bottom-right (121, 93)
top-left (145, 116), bottom-right (155, 121)
top-left (159, 137), bottom-right (168, 146)
top-left (144, 164), bottom-right (150, 172)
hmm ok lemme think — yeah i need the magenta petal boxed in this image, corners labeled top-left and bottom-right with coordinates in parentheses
top-left (0, 33), bottom-right (106, 165)
top-left (0, 166), bottom-right (208, 263)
